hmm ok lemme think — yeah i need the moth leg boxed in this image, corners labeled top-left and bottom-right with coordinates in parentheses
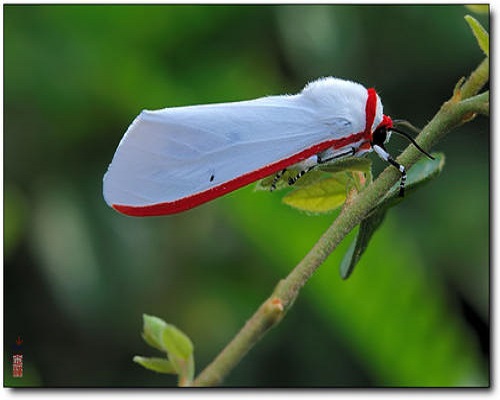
top-left (372, 144), bottom-right (406, 196)
top-left (270, 168), bottom-right (287, 191)
top-left (287, 155), bottom-right (320, 186)
top-left (288, 165), bottom-right (316, 186)
top-left (288, 147), bottom-right (356, 186)
top-left (316, 147), bottom-right (356, 164)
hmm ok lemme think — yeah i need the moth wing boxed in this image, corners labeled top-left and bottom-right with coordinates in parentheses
top-left (103, 95), bottom-right (357, 216)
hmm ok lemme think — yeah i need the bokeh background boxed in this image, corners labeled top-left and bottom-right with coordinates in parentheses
top-left (4, 4), bottom-right (489, 387)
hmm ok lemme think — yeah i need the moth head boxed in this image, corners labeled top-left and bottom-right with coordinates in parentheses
top-left (372, 115), bottom-right (434, 160)
top-left (372, 114), bottom-right (393, 147)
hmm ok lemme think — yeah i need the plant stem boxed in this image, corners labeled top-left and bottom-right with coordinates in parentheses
top-left (192, 58), bottom-right (489, 387)
top-left (460, 58), bottom-right (489, 99)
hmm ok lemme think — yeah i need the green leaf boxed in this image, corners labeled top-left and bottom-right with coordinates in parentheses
top-left (282, 173), bottom-right (350, 213)
top-left (340, 153), bottom-right (445, 279)
top-left (321, 157), bottom-right (373, 191)
top-left (319, 157), bottom-right (372, 174)
top-left (161, 325), bottom-right (195, 385)
top-left (340, 207), bottom-right (387, 280)
top-left (133, 356), bottom-right (177, 374)
top-left (162, 324), bottom-right (194, 361)
top-left (141, 314), bottom-right (168, 352)
top-left (465, 15), bottom-right (489, 57)
top-left (136, 316), bottom-right (196, 385)
top-left (385, 152), bottom-right (445, 202)
top-left (465, 5), bottom-right (489, 14)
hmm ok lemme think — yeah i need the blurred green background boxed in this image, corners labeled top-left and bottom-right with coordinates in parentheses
top-left (4, 5), bottom-right (489, 387)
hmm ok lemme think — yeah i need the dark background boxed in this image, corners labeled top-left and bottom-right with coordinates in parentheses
top-left (4, 5), bottom-right (489, 387)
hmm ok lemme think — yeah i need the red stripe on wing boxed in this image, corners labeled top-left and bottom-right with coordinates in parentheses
top-left (113, 136), bottom-right (358, 216)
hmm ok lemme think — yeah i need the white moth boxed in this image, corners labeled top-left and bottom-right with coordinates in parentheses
top-left (103, 77), bottom-right (431, 216)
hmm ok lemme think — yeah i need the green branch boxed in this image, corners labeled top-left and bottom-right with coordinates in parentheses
top-left (192, 57), bottom-right (489, 387)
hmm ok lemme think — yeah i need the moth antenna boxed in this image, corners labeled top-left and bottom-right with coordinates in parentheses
top-left (392, 119), bottom-right (422, 135)
top-left (390, 127), bottom-right (435, 160)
